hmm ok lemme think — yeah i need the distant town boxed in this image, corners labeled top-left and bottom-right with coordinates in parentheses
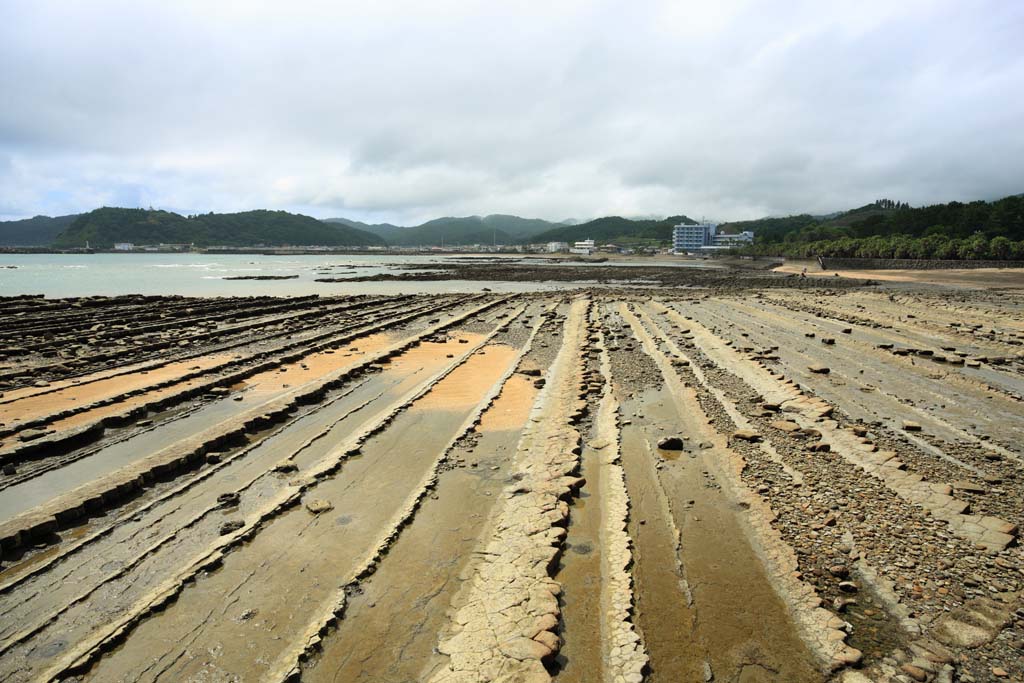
top-left (51, 221), bottom-right (756, 257)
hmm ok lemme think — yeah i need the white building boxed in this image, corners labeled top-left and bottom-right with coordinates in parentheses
top-left (546, 241), bottom-right (569, 253)
top-left (113, 243), bottom-right (135, 251)
top-left (569, 239), bottom-right (596, 255)
top-left (712, 231), bottom-right (754, 247)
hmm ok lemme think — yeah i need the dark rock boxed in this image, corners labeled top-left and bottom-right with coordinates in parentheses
top-left (658, 436), bottom-right (685, 450)
top-left (219, 520), bottom-right (245, 535)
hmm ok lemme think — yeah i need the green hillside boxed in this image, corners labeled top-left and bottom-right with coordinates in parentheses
top-left (0, 214), bottom-right (79, 246)
top-left (529, 215), bottom-right (698, 245)
top-left (54, 208), bottom-right (385, 248)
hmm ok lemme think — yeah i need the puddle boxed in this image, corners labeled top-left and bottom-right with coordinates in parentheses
top-left (552, 440), bottom-right (604, 682)
top-left (619, 420), bottom-right (702, 683)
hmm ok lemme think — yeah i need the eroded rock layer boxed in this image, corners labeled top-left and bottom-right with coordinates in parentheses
top-left (0, 289), bottom-right (1020, 683)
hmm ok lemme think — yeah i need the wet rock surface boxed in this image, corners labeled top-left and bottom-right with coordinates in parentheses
top-left (0, 285), bottom-right (1021, 683)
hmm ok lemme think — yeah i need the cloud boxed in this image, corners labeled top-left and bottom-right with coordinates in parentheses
top-left (1, 0), bottom-right (1022, 223)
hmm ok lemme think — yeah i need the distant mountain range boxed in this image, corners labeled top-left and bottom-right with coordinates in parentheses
top-left (0, 208), bottom-right (700, 249)
top-left (322, 214), bottom-right (701, 246)
top-left (323, 214), bottom-right (559, 246)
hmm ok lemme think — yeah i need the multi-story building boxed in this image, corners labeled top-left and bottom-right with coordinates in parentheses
top-left (672, 222), bottom-right (754, 252)
top-left (672, 223), bottom-right (717, 252)
top-left (570, 239), bottom-right (596, 255)
top-left (712, 231), bottom-right (754, 247)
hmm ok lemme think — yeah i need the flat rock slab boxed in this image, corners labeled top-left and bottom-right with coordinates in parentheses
top-left (930, 597), bottom-right (1015, 649)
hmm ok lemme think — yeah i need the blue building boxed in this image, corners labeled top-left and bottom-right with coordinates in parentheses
top-left (673, 222), bottom-right (717, 252)
top-left (673, 222), bottom-right (753, 253)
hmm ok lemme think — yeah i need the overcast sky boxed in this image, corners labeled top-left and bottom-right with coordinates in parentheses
top-left (2, 1), bottom-right (1022, 224)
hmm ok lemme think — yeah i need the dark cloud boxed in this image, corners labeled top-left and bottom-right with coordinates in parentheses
top-left (2, 1), bottom-right (1022, 223)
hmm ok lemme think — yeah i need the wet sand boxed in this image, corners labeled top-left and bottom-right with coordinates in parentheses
top-left (774, 263), bottom-right (1024, 288)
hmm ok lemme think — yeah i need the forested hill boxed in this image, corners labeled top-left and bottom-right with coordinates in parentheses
top-left (528, 215), bottom-right (698, 244)
top-left (53, 208), bottom-right (386, 248)
top-left (727, 194), bottom-right (1024, 259)
top-left (324, 214), bottom-right (559, 246)
top-left (0, 214), bottom-right (79, 246)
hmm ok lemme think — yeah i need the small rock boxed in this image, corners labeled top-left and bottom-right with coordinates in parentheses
top-left (808, 364), bottom-right (831, 374)
top-left (217, 492), bottom-right (240, 506)
top-left (902, 421), bottom-right (922, 432)
top-left (219, 520), bottom-right (244, 535)
top-left (838, 581), bottom-right (859, 593)
top-left (305, 498), bottom-right (334, 514)
top-left (900, 664), bottom-right (928, 682)
top-left (952, 480), bottom-right (987, 494)
top-left (731, 429), bottom-right (761, 442)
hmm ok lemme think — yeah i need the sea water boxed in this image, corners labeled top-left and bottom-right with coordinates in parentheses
top-left (0, 253), bottom-right (720, 298)
top-left (0, 253), bottom-right (547, 297)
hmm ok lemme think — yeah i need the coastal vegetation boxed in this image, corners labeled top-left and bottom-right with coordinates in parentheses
top-left (728, 194), bottom-right (1024, 260)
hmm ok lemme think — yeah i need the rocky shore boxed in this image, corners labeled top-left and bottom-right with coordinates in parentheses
top-left (0, 283), bottom-right (1020, 682)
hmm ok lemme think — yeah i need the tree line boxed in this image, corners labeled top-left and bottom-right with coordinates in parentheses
top-left (733, 193), bottom-right (1024, 260)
